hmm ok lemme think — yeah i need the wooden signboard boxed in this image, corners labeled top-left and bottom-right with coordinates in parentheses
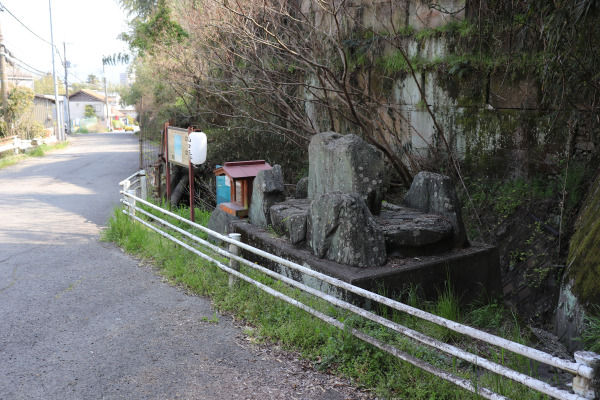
top-left (167, 126), bottom-right (189, 167)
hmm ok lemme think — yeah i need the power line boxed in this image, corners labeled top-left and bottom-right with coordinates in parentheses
top-left (0, 2), bottom-right (53, 47)
top-left (2, 55), bottom-right (46, 78)
top-left (3, 47), bottom-right (48, 76)
top-left (0, 1), bottom-right (65, 71)
top-left (12, 62), bottom-right (46, 78)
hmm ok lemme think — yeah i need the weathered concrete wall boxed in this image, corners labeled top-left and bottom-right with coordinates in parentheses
top-left (301, 0), bottom-right (465, 35)
top-left (297, 0), bottom-right (595, 177)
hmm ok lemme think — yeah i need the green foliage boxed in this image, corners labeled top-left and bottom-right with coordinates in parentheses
top-left (33, 73), bottom-right (66, 95)
top-left (580, 305), bottom-right (600, 352)
top-left (6, 86), bottom-right (34, 123)
top-left (84, 105), bottom-right (97, 118)
top-left (376, 50), bottom-right (409, 74)
top-left (112, 118), bottom-right (125, 129)
top-left (468, 300), bottom-right (505, 331)
top-left (567, 173), bottom-right (600, 307)
top-left (102, 53), bottom-right (130, 66)
top-left (0, 141), bottom-right (70, 169)
top-left (124, 4), bottom-right (188, 54)
top-left (117, 0), bottom-right (157, 19)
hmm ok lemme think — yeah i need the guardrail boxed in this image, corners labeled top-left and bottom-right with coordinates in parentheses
top-left (0, 135), bottom-right (58, 154)
top-left (0, 136), bottom-right (20, 154)
top-left (119, 174), bottom-right (599, 400)
top-left (119, 170), bottom-right (147, 216)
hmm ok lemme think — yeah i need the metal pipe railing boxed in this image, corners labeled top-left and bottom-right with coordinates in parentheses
top-left (121, 204), bottom-right (510, 400)
top-left (119, 189), bottom-right (599, 400)
top-left (122, 200), bottom-right (587, 400)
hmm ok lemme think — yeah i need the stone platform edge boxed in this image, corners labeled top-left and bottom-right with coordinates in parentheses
top-left (230, 220), bottom-right (502, 306)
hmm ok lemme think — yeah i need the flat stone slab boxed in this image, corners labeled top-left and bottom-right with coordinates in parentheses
top-left (374, 204), bottom-right (453, 256)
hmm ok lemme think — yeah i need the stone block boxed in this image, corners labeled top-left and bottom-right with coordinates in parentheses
top-left (207, 206), bottom-right (240, 245)
top-left (248, 165), bottom-right (286, 228)
top-left (270, 199), bottom-right (310, 245)
top-left (308, 132), bottom-right (386, 215)
top-left (308, 191), bottom-right (386, 268)
top-left (375, 204), bottom-right (453, 257)
top-left (403, 171), bottom-right (468, 248)
top-left (295, 177), bottom-right (309, 199)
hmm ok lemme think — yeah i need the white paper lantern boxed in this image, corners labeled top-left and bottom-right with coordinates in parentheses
top-left (188, 131), bottom-right (207, 165)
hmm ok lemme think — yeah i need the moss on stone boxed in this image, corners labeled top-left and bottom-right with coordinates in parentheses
top-left (567, 173), bottom-right (600, 309)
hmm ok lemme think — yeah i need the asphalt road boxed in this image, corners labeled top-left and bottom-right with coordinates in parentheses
top-left (0, 134), bottom-right (360, 400)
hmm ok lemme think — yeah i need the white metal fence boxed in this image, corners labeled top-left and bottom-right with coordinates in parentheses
top-left (0, 135), bottom-right (58, 154)
top-left (120, 170), bottom-right (599, 400)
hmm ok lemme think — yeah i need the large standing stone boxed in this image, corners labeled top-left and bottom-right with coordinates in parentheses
top-left (403, 172), bottom-right (468, 248)
top-left (308, 132), bottom-right (386, 215)
top-left (248, 165), bottom-right (286, 228)
top-left (270, 199), bottom-right (310, 245)
top-left (308, 191), bottom-right (386, 268)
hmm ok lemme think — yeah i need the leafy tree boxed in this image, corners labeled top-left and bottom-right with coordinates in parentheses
top-left (84, 105), bottom-right (97, 118)
top-left (6, 86), bottom-right (34, 123)
top-left (33, 73), bottom-right (66, 95)
top-left (1, 86), bottom-right (40, 138)
top-left (117, 0), bottom-right (158, 19)
top-left (85, 74), bottom-right (102, 91)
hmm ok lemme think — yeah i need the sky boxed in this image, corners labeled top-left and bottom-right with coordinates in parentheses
top-left (0, 0), bottom-right (133, 86)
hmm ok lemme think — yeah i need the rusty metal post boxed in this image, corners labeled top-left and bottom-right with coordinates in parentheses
top-left (164, 122), bottom-right (171, 208)
top-left (189, 162), bottom-right (195, 222)
top-left (228, 233), bottom-right (242, 289)
top-left (156, 162), bottom-right (162, 200)
top-left (188, 126), bottom-right (195, 222)
top-left (139, 129), bottom-right (143, 170)
top-left (573, 351), bottom-right (600, 399)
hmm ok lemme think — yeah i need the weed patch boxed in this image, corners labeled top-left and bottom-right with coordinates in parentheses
top-left (0, 141), bottom-right (70, 169)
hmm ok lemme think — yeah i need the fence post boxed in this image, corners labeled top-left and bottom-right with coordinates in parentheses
top-left (128, 189), bottom-right (136, 216)
top-left (573, 351), bottom-right (600, 399)
top-left (228, 233), bottom-right (242, 289)
top-left (140, 170), bottom-right (147, 200)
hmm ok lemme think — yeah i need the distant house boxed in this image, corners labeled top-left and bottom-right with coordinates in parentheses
top-left (32, 95), bottom-right (57, 130)
top-left (68, 89), bottom-right (117, 125)
top-left (7, 66), bottom-right (34, 90)
top-left (118, 104), bottom-right (137, 120)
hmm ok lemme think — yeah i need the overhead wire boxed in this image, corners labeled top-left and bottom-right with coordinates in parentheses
top-left (3, 47), bottom-right (48, 76)
top-left (0, 2), bottom-right (67, 76)
top-left (0, 2), bottom-right (53, 47)
top-left (0, 3), bottom-right (121, 90)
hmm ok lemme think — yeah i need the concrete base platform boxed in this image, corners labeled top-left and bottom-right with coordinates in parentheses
top-left (230, 220), bottom-right (502, 307)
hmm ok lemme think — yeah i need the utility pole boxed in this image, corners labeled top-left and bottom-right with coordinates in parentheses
top-left (0, 13), bottom-right (9, 126)
top-left (49, 0), bottom-right (63, 141)
top-left (102, 63), bottom-right (111, 131)
top-left (63, 42), bottom-right (71, 135)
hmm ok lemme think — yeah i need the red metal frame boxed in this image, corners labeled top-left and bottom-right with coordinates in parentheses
top-left (164, 122), bottom-right (171, 209)
top-left (188, 126), bottom-right (195, 222)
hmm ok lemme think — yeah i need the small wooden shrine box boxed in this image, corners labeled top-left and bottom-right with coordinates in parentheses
top-left (213, 160), bottom-right (272, 217)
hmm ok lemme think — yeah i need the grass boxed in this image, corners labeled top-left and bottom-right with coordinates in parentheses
top-left (103, 203), bottom-right (559, 399)
top-left (581, 305), bottom-right (600, 352)
top-left (0, 141), bottom-right (70, 169)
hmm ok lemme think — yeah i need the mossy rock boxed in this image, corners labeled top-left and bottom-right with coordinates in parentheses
top-left (566, 172), bottom-right (600, 309)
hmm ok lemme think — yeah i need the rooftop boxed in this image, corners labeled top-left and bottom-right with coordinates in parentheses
top-left (215, 160), bottom-right (272, 179)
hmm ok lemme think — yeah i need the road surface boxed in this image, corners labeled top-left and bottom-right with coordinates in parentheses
top-left (0, 133), bottom-right (364, 399)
